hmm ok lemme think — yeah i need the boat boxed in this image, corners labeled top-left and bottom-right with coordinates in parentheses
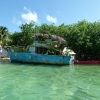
top-left (0, 45), bottom-right (8, 58)
top-left (9, 33), bottom-right (76, 65)
top-left (74, 60), bottom-right (100, 64)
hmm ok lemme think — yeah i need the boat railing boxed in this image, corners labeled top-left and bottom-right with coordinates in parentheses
top-left (10, 46), bottom-right (26, 52)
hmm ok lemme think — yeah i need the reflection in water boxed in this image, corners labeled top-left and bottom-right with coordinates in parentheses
top-left (69, 64), bottom-right (75, 72)
top-left (0, 62), bottom-right (100, 100)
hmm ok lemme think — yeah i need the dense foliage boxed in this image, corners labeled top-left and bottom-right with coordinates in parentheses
top-left (0, 26), bottom-right (9, 45)
top-left (1, 20), bottom-right (100, 60)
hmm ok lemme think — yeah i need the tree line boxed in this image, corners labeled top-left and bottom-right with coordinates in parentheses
top-left (1, 20), bottom-right (100, 60)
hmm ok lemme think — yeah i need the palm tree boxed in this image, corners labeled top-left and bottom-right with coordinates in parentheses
top-left (0, 26), bottom-right (8, 45)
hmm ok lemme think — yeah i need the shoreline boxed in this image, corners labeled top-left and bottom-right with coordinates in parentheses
top-left (1, 58), bottom-right (100, 64)
top-left (0, 57), bottom-right (10, 62)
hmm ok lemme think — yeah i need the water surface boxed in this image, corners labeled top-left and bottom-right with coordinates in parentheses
top-left (0, 60), bottom-right (100, 100)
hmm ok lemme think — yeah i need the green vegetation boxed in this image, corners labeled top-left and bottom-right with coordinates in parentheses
top-left (1, 20), bottom-right (100, 60)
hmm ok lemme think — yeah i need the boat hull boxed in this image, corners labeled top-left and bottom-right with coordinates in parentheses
top-left (74, 60), bottom-right (100, 64)
top-left (9, 52), bottom-right (74, 65)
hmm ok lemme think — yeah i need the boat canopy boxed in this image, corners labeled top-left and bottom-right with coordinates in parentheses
top-left (35, 33), bottom-right (67, 48)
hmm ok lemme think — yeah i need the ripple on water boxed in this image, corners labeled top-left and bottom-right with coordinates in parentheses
top-left (0, 62), bottom-right (100, 100)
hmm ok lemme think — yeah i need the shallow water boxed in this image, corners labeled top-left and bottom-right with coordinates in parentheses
top-left (0, 60), bottom-right (100, 100)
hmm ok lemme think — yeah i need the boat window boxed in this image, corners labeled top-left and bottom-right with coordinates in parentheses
top-left (29, 46), bottom-right (35, 53)
top-left (35, 47), bottom-right (48, 54)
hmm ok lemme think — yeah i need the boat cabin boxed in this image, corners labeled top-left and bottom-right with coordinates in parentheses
top-left (27, 45), bottom-right (61, 55)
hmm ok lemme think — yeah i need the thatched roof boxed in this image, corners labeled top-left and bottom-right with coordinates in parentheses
top-left (51, 35), bottom-right (67, 46)
top-left (35, 33), bottom-right (67, 47)
top-left (35, 33), bottom-right (51, 40)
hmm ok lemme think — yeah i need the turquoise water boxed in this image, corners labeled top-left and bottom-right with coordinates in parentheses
top-left (0, 61), bottom-right (100, 100)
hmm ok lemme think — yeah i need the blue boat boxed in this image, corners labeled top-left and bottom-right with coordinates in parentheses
top-left (9, 34), bottom-right (75, 65)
